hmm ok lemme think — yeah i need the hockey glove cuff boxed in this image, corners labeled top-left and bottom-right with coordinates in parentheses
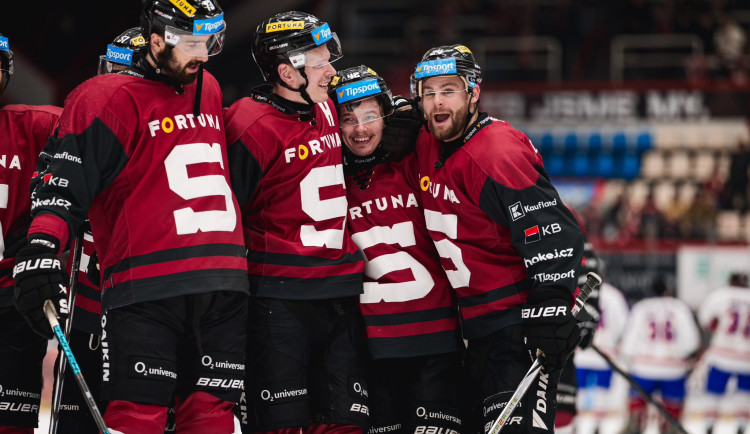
top-left (381, 96), bottom-right (424, 156)
top-left (13, 237), bottom-right (69, 339)
top-left (522, 289), bottom-right (579, 368)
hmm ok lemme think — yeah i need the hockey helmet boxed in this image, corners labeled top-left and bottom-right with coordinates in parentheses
top-left (411, 44), bottom-right (482, 98)
top-left (97, 27), bottom-right (148, 75)
top-left (252, 11), bottom-right (342, 82)
top-left (328, 65), bottom-right (394, 127)
top-left (141, 0), bottom-right (225, 57)
top-left (0, 33), bottom-right (13, 91)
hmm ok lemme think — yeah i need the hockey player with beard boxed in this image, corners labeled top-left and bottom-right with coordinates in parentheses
top-left (329, 65), bottom-right (465, 433)
top-left (224, 11), bottom-right (367, 434)
top-left (409, 44), bottom-right (585, 433)
top-left (11, 0), bottom-right (249, 432)
top-left (0, 32), bottom-right (62, 434)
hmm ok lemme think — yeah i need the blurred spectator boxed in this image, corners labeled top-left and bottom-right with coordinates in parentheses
top-left (663, 188), bottom-right (689, 239)
top-left (702, 162), bottom-right (726, 208)
top-left (713, 14), bottom-right (748, 82)
top-left (722, 138), bottom-right (750, 212)
top-left (682, 186), bottom-right (718, 239)
top-left (639, 193), bottom-right (665, 239)
top-left (602, 192), bottom-right (639, 241)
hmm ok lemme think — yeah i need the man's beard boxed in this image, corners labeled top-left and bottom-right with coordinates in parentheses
top-left (428, 103), bottom-right (469, 142)
top-left (156, 48), bottom-right (202, 85)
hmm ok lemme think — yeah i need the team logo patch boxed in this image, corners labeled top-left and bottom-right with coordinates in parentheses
top-left (311, 23), bottom-right (332, 45)
top-left (335, 79), bottom-right (381, 104)
top-left (415, 58), bottom-right (457, 79)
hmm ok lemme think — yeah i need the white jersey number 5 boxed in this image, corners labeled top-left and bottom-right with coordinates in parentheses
top-left (165, 142), bottom-right (237, 234)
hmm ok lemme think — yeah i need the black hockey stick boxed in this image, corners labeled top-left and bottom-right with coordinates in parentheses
top-left (590, 343), bottom-right (689, 434)
top-left (49, 234), bottom-right (83, 434)
top-left (44, 300), bottom-right (110, 434)
top-left (489, 271), bottom-right (602, 434)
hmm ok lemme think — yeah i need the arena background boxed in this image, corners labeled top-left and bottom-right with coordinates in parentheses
top-left (2, 0), bottom-right (749, 433)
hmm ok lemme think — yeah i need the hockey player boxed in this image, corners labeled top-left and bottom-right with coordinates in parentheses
top-left (0, 32), bottom-right (62, 434)
top-left (11, 1), bottom-right (249, 432)
top-left (224, 12), bottom-right (367, 434)
top-left (41, 27), bottom-right (149, 434)
top-left (698, 272), bottom-right (750, 434)
top-left (329, 65), bottom-right (465, 433)
top-left (574, 273), bottom-right (630, 431)
top-left (619, 279), bottom-right (701, 434)
top-left (409, 43), bottom-right (584, 433)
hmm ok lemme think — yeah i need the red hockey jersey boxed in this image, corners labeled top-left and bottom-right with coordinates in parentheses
top-left (345, 152), bottom-right (462, 358)
top-left (225, 89), bottom-right (364, 300)
top-left (415, 113), bottom-right (584, 340)
top-left (29, 70), bottom-right (248, 311)
top-left (0, 104), bottom-right (61, 307)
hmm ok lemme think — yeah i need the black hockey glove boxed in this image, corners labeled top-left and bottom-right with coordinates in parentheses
top-left (522, 289), bottom-right (579, 369)
top-left (381, 96), bottom-right (424, 155)
top-left (13, 238), bottom-right (69, 339)
top-left (576, 303), bottom-right (600, 349)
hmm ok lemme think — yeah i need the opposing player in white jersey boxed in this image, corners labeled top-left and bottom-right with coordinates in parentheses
top-left (574, 279), bottom-right (630, 429)
top-left (698, 272), bottom-right (750, 434)
top-left (620, 279), bottom-right (701, 433)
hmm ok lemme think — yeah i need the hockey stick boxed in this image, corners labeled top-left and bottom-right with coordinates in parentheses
top-left (49, 234), bottom-right (83, 434)
top-left (590, 343), bottom-right (689, 434)
top-left (44, 299), bottom-right (110, 434)
top-left (489, 271), bottom-right (602, 434)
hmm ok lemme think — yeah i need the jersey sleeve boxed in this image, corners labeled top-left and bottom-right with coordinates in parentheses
top-left (227, 132), bottom-right (264, 210)
top-left (29, 86), bottom-right (131, 248)
top-left (477, 136), bottom-right (584, 300)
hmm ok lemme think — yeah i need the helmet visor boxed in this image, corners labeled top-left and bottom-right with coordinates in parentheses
top-left (164, 23), bottom-right (225, 57)
top-left (97, 55), bottom-right (131, 76)
top-left (287, 32), bottom-right (342, 70)
top-left (337, 95), bottom-right (393, 128)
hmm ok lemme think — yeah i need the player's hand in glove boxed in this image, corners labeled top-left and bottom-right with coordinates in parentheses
top-left (381, 96), bottom-right (424, 156)
top-left (522, 289), bottom-right (580, 368)
top-left (13, 237), bottom-right (69, 339)
top-left (575, 303), bottom-right (600, 349)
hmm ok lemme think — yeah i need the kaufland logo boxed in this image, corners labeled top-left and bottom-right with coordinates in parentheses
top-left (509, 201), bottom-right (525, 221)
top-left (106, 45), bottom-right (133, 65)
top-left (194, 13), bottom-right (225, 35)
top-left (0, 36), bottom-right (9, 51)
top-left (336, 79), bottom-right (380, 104)
top-left (414, 59), bottom-right (457, 79)
top-left (312, 23), bottom-right (332, 45)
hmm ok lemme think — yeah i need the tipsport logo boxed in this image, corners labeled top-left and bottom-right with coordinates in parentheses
top-left (311, 23), bottom-right (332, 45)
top-left (106, 45), bottom-right (134, 66)
top-left (194, 13), bottom-right (225, 35)
top-left (0, 36), bottom-right (9, 52)
top-left (336, 79), bottom-right (381, 104)
top-left (414, 59), bottom-right (457, 79)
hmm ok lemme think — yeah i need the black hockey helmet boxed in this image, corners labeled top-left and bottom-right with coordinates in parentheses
top-left (98, 27), bottom-right (148, 75)
top-left (328, 65), bottom-right (394, 123)
top-left (0, 33), bottom-right (13, 92)
top-left (252, 11), bottom-right (342, 82)
top-left (411, 44), bottom-right (482, 99)
top-left (141, 0), bottom-right (225, 57)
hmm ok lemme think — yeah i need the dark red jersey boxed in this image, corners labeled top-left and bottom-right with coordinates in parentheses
top-left (345, 151), bottom-right (462, 359)
top-left (29, 70), bottom-right (248, 311)
top-left (0, 104), bottom-right (61, 307)
top-left (415, 113), bottom-right (584, 340)
top-left (225, 88), bottom-right (364, 300)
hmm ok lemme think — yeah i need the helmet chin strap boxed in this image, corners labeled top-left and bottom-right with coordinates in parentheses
top-left (147, 49), bottom-right (165, 74)
top-left (278, 68), bottom-right (315, 106)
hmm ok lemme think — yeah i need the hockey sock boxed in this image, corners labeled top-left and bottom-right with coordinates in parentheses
top-left (104, 400), bottom-right (169, 434)
top-left (173, 391), bottom-right (235, 434)
top-left (304, 424), bottom-right (363, 434)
